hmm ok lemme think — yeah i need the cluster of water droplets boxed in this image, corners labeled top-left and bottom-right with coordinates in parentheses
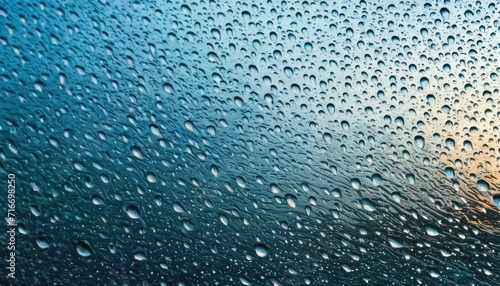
top-left (0, 0), bottom-right (499, 285)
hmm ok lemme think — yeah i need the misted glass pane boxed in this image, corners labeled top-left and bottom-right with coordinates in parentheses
top-left (0, 0), bottom-right (499, 285)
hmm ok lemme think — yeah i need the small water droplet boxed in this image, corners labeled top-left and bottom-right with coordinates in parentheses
top-left (286, 194), bottom-right (297, 208)
top-left (254, 243), bottom-right (269, 258)
top-left (146, 172), bottom-right (156, 183)
top-left (304, 42), bottom-right (313, 52)
top-left (131, 146), bottom-right (143, 159)
top-left (92, 195), bottom-right (104, 205)
top-left (76, 241), bottom-right (92, 257)
top-left (387, 236), bottom-right (404, 248)
top-left (425, 226), bottom-right (439, 236)
top-left (440, 7), bottom-right (450, 19)
top-left (236, 176), bottom-right (246, 188)
top-left (36, 237), bottom-right (50, 249)
top-left (361, 199), bottom-right (376, 212)
top-left (476, 180), bottom-right (490, 193)
top-left (219, 214), bottom-right (228, 225)
top-left (372, 174), bottom-right (382, 186)
top-left (182, 219), bottom-right (194, 231)
top-left (414, 135), bottom-right (425, 149)
top-left (126, 205), bottom-right (141, 219)
top-left (150, 124), bottom-right (161, 136)
top-left (341, 120), bottom-right (350, 131)
top-left (342, 264), bottom-right (353, 272)
top-left (163, 83), bottom-right (174, 94)
top-left (444, 167), bottom-right (455, 179)
top-left (351, 178), bottom-right (361, 190)
top-left (184, 120), bottom-right (195, 131)
top-left (492, 195), bottom-right (500, 208)
top-left (134, 252), bottom-right (147, 261)
top-left (173, 202), bottom-right (186, 213)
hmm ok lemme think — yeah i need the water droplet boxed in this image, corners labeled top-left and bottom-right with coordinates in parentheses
top-left (425, 226), bottom-right (439, 236)
top-left (134, 252), bottom-right (147, 261)
top-left (163, 83), bottom-right (174, 94)
top-left (131, 146), bottom-right (143, 159)
top-left (440, 249), bottom-right (451, 257)
top-left (476, 180), bottom-right (490, 193)
top-left (207, 52), bottom-right (219, 62)
top-left (351, 178), bottom-right (361, 190)
top-left (29, 205), bottom-right (42, 217)
top-left (184, 120), bottom-right (195, 131)
top-left (414, 135), bottom-right (425, 149)
top-left (323, 132), bottom-right (333, 144)
top-left (341, 120), bottom-right (350, 131)
top-left (391, 192), bottom-right (401, 203)
top-left (126, 205), bottom-right (141, 219)
top-left (150, 124), bottom-right (161, 136)
top-left (92, 195), bottom-right (104, 205)
top-left (182, 219), bottom-right (194, 231)
top-left (342, 264), bottom-right (353, 272)
top-left (236, 176), bottom-right (246, 188)
top-left (239, 276), bottom-right (252, 286)
top-left (492, 195), bottom-right (500, 208)
top-left (361, 199), bottom-right (376, 212)
top-left (210, 28), bottom-right (220, 40)
top-left (180, 4), bottom-right (191, 14)
top-left (387, 236), bottom-right (404, 248)
top-left (76, 241), bottom-right (92, 257)
top-left (445, 138), bottom-right (455, 148)
top-left (207, 126), bottom-right (216, 136)
top-left (210, 165), bottom-right (219, 177)
top-left (429, 269), bottom-right (440, 278)
top-left (286, 194), bottom-right (297, 208)
top-left (327, 103), bottom-right (335, 115)
top-left (254, 243), bottom-right (269, 257)
top-left (146, 172), bottom-right (156, 183)
top-left (173, 202), bottom-right (185, 213)
top-left (372, 174), bottom-right (382, 186)
top-left (219, 214), bottom-right (228, 225)
top-left (36, 237), bottom-right (50, 249)
top-left (444, 167), bottom-right (455, 180)
top-left (440, 7), bottom-right (450, 19)
top-left (304, 42), bottom-right (313, 52)
top-left (406, 173), bottom-right (415, 185)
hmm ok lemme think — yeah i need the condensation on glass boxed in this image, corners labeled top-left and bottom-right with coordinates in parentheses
top-left (0, 0), bottom-right (499, 285)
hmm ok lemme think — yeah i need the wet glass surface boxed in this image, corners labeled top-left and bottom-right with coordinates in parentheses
top-left (0, 0), bottom-right (499, 285)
